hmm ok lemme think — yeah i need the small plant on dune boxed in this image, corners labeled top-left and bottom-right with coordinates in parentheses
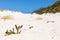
top-left (35, 17), bottom-right (43, 20)
top-left (15, 24), bottom-right (23, 34)
top-left (1, 15), bottom-right (13, 20)
top-left (5, 28), bottom-right (15, 35)
top-left (5, 25), bottom-right (23, 35)
top-left (29, 26), bottom-right (33, 29)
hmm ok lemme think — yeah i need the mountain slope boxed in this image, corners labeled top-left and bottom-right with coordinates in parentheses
top-left (33, 0), bottom-right (60, 14)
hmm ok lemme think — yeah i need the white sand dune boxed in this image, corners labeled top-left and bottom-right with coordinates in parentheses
top-left (0, 10), bottom-right (60, 40)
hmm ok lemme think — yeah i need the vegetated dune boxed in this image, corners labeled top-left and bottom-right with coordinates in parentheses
top-left (33, 0), bottom-right (60, 14)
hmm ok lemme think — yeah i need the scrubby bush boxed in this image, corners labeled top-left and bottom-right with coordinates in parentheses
top-left (5, 25), bottom-right (23, 35)
top-left (1, 15), bottom-right (13, 20)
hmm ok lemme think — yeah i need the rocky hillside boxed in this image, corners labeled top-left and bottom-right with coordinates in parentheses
top-left (33, 0), bottom-right (60, 14)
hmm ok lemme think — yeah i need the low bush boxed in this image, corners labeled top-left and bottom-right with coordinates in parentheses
top-left (5, 24), bottom-right (23, 35)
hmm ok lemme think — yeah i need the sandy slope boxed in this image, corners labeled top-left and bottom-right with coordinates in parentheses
top-left (0, 10), bottom-right (60, 40)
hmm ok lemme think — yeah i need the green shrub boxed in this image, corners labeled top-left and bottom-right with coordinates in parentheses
top-left (5, 25), bottom-right (23, 35)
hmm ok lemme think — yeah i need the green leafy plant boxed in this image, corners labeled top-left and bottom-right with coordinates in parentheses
top-left (5, 25), bottom-right (23, 35)
top-left (5, 28), bottom-right (15, 35)
top-left (15, 24), bottom-right (23, 34)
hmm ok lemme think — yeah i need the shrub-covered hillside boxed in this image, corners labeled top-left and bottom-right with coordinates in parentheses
top-left (33, 0), bottom-right (60, 14)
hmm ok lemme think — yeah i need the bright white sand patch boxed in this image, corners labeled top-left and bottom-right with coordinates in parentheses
top-left (0, 10), bottom-right (60, 40)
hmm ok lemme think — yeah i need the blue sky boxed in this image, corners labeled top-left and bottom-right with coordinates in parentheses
top-left (0, 0), bottom-right (57, 13)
